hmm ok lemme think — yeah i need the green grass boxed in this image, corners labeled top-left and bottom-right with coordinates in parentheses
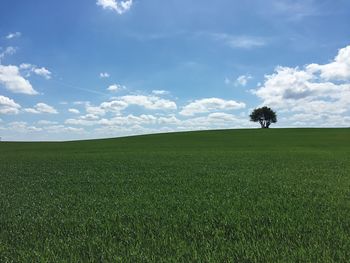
top-left (0, 128), bottom-right (349, 262)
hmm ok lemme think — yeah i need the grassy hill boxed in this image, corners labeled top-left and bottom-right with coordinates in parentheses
top-left (1, 128), bottom-right (349, 262)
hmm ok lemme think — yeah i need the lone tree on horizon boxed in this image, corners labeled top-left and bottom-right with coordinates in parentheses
top-left (250, 106), bottom-right (277, 128)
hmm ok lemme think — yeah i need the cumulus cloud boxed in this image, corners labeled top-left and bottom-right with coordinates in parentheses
top-left (180, 98), bottom-right (246, 116)
top-left (99, 114), bottom-right (157, 126)
top-left (121, 95), bottom-right (177, 110)
top-left (6, 32), bottom-right (21, 39)
top-left (179, 112), bottom-right (252, 130)
top-left (306, 45), bottom-right (350, 81)
top-left (68, 108), bottom-right (80, 114)
top-left (37, 120), bottom-right (58, 125)
top-left (0, 95), bottom-right (21, 114)
top-left (107, 84), bottom-right (125, 92)
top-left (96, 0), bottom-right (133, 15)
top-left (65, 112), bottom-right (248, 131)
top-left (44, 125), bottom-right (84, 133)
top-left (6, 121), bottom-right (42, 132)
top-left (152, 90), bottom-right (170, 95)
top-left (33, 67), bottom-right (52, 79)
top-left (19, 63), bottom-right (52, 79)
top-left (158, 115), bottom-right (181, 125)
top-left (66, 114), bottom-right (157, 127)
top-left (99, 72), bottom-right (110, 78)
top-left (25, 103), bottom-right (58, 114)
top-left (0, 65), bottom-right (38, 95)
top-left (85, 100), bottom-right (127, 116)
top-left (65, 118), bottom-right (97, 126)
top-left (84, 95), bottom-right (176, 117)
top-left (254, 44), bottom-right (350, 126)
top-left (86, 105), bottom-right (107, 116)
top-left (235, 75), bottom-right (252, 86)
top-left (99, 100), bottom-right (129, 113)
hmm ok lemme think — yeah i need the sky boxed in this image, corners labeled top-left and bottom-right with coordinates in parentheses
top-left (0, 0), bottom-right (350, 141)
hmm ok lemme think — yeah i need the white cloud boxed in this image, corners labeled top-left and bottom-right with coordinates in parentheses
top-left (107, 84), bottom-right (125, 92)
top-left (96, 0), bottom-right (133, 15)
top-left (19, 63), bottom-right (32, 70)
top-left (99, 72), bottom-right (110, 78)
top-left (267, 0), bottom-right (320, 21)
top-left (212, 33), bottom-right (267, 49)
top-left (254, 44), bottom-right (350, 126)
top-left (306, 45), bottom-right (350, 81)
top-left (0, 65), bottom-right (38, 95)
top-left (19, 63), bottom-right (52, 79)
top-left (100, 100), bottom-right (129, 113)
top-left (33, 67), bottom-right (51, 79)
top-left (73, 101), bottom-right (89, 105)
top-left (76, 114), bottom-right (100, 121)
top-left (6, 121), bottom-right (42, 132)
top-left (6, 32), bottom-right (21, 39)
top-left (0, 95), bottom-right (21, 114)
top-left (228, 37), bottom-right (266, 49)
top-left (158, 115), bottom-right (181, 125)
top-left (65, 118), bottom-right (97, 126)
top-left (37, 120), bottom-right (58, 125)
top-left (179, 112), bottom-right (251, 130)
top-left (87, 95), bottom-right (177, 114)
top-left (44, 125), bottom-right (84, 133)
top-left (24, 108), bottom-right (41, 114)
top-left (66, 114), bottom-right (157, 127)
top-left (86, 105), bottom-right (107, 116)
top-left (121, 95), bottom-right (177, 110)
top-left (0, 47), bottom-right (17, 61)
top-left (85, 100), bottom-right (129, 116)
top-left (152, 90), bottom-right (170, 95)
top-left (99, 114), bottom-right (157, 127)
top-left (68, 108), bottom-right (80, 114)
top-left (235, 75), bottom-right (252, 86)
top-left (25, 103), bottom-right (58, 114)
top-left (180, 98), bottom-right (246, 116)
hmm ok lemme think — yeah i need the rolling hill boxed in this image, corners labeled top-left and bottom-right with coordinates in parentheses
top-left (0, 128), bottom-right (349, 262)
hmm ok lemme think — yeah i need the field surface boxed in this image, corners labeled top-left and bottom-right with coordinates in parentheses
top-left (0, 128), bottom-right (350, 262)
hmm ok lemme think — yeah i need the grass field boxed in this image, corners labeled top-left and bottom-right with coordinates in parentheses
top-left (0, 128), bottom-right (349, 262)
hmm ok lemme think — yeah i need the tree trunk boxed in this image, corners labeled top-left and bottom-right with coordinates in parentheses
top-left (259, 120), bottom-right (270, 128)
top-left (259, 120), bottom-right (264, 128)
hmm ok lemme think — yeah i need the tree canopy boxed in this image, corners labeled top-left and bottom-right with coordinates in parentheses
top-left (250, 106), bottom-right (277, 128)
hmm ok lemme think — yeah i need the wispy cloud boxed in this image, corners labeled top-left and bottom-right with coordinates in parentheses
top-left (261, 0), bottom-right (323, 21)
top-left (0, 46), bottom-right (17, 62)
top-left (96, 0), bottom-right (133, 15)
top-left (195, 31), bottom-right (268, 49)
top-left (6, 32), bottom-right (21, 39)
top-left (152, 90), bottom-right (170, 95)
top-left (226, 75), bottom-right (252, 87)
top-left (235, 75), bottom-right (252, 86)
top-left (213, 33), bottom-right (267, 49)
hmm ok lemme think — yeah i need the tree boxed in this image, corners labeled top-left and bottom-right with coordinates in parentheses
top-left (250, 106), bottom-right (277, 128)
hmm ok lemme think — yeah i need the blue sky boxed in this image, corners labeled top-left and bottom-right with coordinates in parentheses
top-left (0, 0), bottom-right (349, 141)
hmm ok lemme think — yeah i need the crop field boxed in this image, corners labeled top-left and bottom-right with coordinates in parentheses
top-left (0, 128), bottom-right (349, 262)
